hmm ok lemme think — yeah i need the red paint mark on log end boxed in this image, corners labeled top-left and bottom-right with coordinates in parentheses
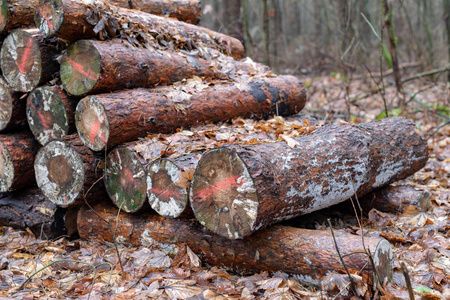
top-left (194, 176), bottom-right (242, 200)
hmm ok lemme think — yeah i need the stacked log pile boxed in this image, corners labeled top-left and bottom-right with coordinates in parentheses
top-left (0, 0), bottom-right (431, 289)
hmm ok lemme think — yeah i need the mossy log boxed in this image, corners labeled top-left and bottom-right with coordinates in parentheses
top-left (35, 0), bottom-right (244, 58)
top-left (0, 187), bottom-right (78, 238)
top-left (190, 117), bottom-right (429, 239)
top-left (0, 76), bottom-right (27, 132)
top-left (0, 28), bottom-right (66, 92)
top-left (77, 202), bottom-right (394, 286)
top-left (0, 132), bottom-right (40, 192)
top-left (75, 75), bottom-right (306, 151)
top-left (34, 134), bottom-right (105, 207)
top-left (26, 86), bottom-right (78, 146)
top-left (0, 0), bottom-right (38, 33)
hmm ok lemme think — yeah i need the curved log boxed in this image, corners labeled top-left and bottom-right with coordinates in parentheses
top-left (35, 0), bottom-right (244, 58)
top-left (75, 75), bottom-right (306, 151)
top-left (190, 117), bottom-right (429, 239)
top-left (34, 134), bottom-right (105, 207)
top-left (77, 202), bottom-right (394, 287)
top-left (0, 28), bottom-right (66, 92)
top-left (26, 86), bottom-right (78, 146)
top-left (0, 132), bottom-right (40, 192)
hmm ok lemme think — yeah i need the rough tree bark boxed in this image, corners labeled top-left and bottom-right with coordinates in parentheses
top-left (0, 28), bottom-right (66, 92)
top-left (0, 0), bottom-right (38, 33)
top-left (0, 76), bottom-right (27, 132)
top-left (60, 39), bottom-right (266, 96)
top-left (0, 187), bottom-right (78, 238)
top-left (34, 134), bottom-right (105, 207)
top-left (103, 115), bottom-right (316, 214)
top-left (26, 86), bottom-right (78, 146)
top-left (77, 202), bottom-right (394, 286)
top-left (35, 0), bottom-right (245, 58)
top-left (0, 132), bottom-right (40, 192)
top-left (190, 117), bottom-right (429, 239)
top-left (75, 75), bottom-right (306, 151)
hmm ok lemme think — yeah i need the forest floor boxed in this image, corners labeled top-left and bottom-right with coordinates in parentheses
top-left (0, 75), bottom-right (448, 299)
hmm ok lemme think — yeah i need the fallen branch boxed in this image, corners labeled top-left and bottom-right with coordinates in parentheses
top-left (401, 65), bottom-right (450, 83)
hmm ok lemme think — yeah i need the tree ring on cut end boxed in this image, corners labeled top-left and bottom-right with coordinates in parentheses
top-left (26, 87), bottom-right (70, 146)
top-left (0, 140), bottom-right (14, 192)
top-left (104, 148), bottom-right (147, 213)
top-left (0, 77), bottom-right (14, 131)
top-left (60, 40), bottom-right (101, 96)
top-left (35, 0), bottom-right (64, 36)
top-left (34, 141), bottom-right (84, 207)
top-left (75, 96), bottom-right (109, 151)
top-left (1, 29), bottom-right (42, 92)
top-left (189, 147), bottom-right (259, 240)
top-left (147, 158), bottom-right (188, 218)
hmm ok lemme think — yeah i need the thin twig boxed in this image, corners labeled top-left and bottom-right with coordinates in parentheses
top-left (401, 262), bottom-right (415, 300)
top-left (327, 218), bottom-right (357, 295)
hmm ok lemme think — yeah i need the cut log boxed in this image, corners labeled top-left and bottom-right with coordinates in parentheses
top-left (0, 28), bottom-right (66, 92)
top-left (0, 0), bottom-right (37, 33)
top-left (147, 156), bottom-right (197, 218)
top-left (77, 202), bottom-right (394, 286)
top-left (190, 117), bottom-right (429, 239)
top-left (26, 86), bottom-right (78, 146)
top-left (34, 134), bottom-right (105, 207)
top-left (0, 187), bottom-right (78, 239)
top-left (0, 76), bottom-right (27, 132)
top-left (0, 132), bottom-right (40, 192)
top-left (103, 115), bottom-right (314, 214)
top-left (35, 0), bottom-right (244, 58)
top-left (36, 0), bottom-right (201, 28)
top-left (75, 75), bottom-right (306, 151)
top-left (60, 39), bottom-right (267, 96)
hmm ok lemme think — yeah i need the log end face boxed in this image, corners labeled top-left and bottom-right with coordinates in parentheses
top-left (75, 96), bottom-right (109, 151)
top-left (35, 0), bottom-right (64, 36)
top-left (373, 239), bottom-right (394, 288)
top-left (104, 148), bottom-right (147, 213)
top-left (0, 141), bottom-right (14, 192)
top-left (0, 78), bottom-right (14, 131)
top-left (1, 29), bottom-right (42, 92)
top-left (34, 141), bottom-right (84, 206)
top-left (0, 0), bottom-right (7, 33)
top-left (190, 147), bottom-right (259, 240)
top-left (26, 87), bottom-right (70, 146)
top-left (61, 40), bottom-right (101, 96)
top-left (147, 159), bottom-right (188, 218)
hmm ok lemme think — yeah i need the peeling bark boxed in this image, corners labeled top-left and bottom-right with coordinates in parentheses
top-left (0, 132), bottom-right (40, 192)
top-left (34, 134), bottom-right (105, 207)
top-left (77, 201), bottom-right (394, 286)
top-left (35, 0), bottom-right (244, 58)
top-left (0, 28), bottom-right (66, 92)
top-left (75, 75), bottom-right (306, 151)
top-left (190, 117), bottom-right (429, 239)
top-left (26, 86), bottom-right (78, 146)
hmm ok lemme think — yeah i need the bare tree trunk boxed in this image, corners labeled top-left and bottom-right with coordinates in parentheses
top-left (444, 0), bottom-right (450, 81)
top-left (261, 0), bottom-right (270, 66)
top-left (220, 0), bottom-right (244, 43)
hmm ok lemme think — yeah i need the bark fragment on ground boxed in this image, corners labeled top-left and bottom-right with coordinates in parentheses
top-left (34, 134), bottom-right (105, 207)
top-left (190, 117), bottom-right (429, 239)
top-left (75, 75), bottom-right (306, 151)
top-left (0, 132), bottom-right (40, 192)
top-left (77, 202), bottom-right (394, 287)
top-left (26, 86), bottom-right (77, 146)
